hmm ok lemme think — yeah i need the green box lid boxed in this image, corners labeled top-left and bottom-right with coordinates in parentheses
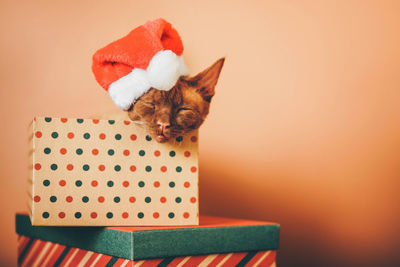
top-left (15, 213), bottom-right (279, 260)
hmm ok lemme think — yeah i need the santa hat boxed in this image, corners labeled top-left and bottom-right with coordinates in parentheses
top-left (92, 18), bottom-right (189, 110)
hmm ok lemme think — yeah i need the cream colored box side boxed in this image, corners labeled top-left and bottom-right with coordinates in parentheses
top-left (31, 117), bottom-right (199, 226)
top-left (27, 119), bottom-right (35, 222)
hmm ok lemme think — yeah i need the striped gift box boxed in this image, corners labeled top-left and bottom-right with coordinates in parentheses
top-left (16, 213), bottom-right (279, 266)
top-left (17, 235), bottom-right (276, 267)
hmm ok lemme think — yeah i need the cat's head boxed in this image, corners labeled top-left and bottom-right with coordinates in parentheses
top-left (127, 58), bottom-right (224, 142)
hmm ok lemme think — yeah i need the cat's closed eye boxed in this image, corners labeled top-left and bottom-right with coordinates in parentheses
top-left (143, 102), bottom-right (155, 108)
top-left (177, 107), bottom-right (191, 112)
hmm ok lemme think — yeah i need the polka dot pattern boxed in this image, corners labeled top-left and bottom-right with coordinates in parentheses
top-left (30, 117), bottom-right (199, 225)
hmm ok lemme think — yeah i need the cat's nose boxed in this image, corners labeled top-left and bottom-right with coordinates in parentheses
top-left (157, 121), bottom-right (170, 132)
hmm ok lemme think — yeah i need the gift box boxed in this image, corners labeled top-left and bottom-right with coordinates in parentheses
top-left (28, 117), bottom-right (199, 226)
top-left (17, 237), bottom-right (277, 267)
top-left (16, 213), bottom-right (279, 266)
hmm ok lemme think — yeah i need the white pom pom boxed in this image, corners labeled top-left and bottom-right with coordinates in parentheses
top-left (147, 50), bottom-right (189, 91)
top-left (178, 55), bottom-right (189, 77)
top-left (108, 68), bottom-right (150, 110)
top-left (108, 50), bottom-right (189, 110)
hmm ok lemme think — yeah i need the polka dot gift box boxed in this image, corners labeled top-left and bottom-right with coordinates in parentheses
top-left (28, 117), bottom-right (199, 226)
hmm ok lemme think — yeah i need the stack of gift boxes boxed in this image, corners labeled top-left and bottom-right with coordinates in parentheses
top-left (15, 116), bottom-right (280, 266)
top-left (15, 18), bottom-right (280, 266)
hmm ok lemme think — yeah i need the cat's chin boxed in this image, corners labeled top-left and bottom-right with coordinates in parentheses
top-left (155, 134), bottom-right (169, 143)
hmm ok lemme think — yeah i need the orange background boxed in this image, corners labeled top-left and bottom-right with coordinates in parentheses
top-left (1, 1), bottom-right (400, 266)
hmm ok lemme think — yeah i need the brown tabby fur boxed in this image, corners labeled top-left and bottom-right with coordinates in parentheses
top-left (127, 58), bottom-right (225, 142)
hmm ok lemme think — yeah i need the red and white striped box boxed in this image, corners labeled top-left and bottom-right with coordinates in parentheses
top-left (16, 213), bottom-right (279, 266)
top-left (17, 235), bottom-right (277, 267)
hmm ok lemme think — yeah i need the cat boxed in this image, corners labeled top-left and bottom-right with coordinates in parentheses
top-left (126, 58), bottom-right (225, 143)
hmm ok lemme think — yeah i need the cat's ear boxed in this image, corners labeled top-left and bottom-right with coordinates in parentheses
top-left (188, 58), bottom-right (225, 102)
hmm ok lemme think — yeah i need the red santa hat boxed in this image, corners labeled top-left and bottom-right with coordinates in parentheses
top-left (92, 18), bottom-right (189, 110)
